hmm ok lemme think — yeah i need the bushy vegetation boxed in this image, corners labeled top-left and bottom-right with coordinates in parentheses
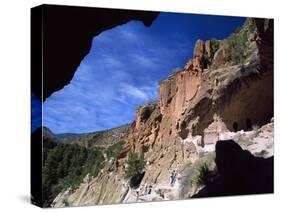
top-left (210, 39), bottom-right (220, 53)
top-left (125, 150), bottom-right (146, 187)
top-left (248, 20), bottom-right (257, 33)
top-left (226, 29), bottom-right (248, 64)
top-left (190, 152), bottom-right (216, 188)
top-left (106, 140), bottom-right (124, 160)
top-left (234, 26), bottom-right (242, 33)
top-left (42, 144), bottom-right (104, 207)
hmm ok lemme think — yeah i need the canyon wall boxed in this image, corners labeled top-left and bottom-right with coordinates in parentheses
top-left (120, 17), bottom-right (273, 186)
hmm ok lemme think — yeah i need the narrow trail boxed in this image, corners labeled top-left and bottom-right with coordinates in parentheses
top-left (123, 169), bottom-right (194, 203)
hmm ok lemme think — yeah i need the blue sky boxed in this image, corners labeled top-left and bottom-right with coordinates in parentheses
top-left (41, 12), bottom-right (245, 134)
top-left (31, 93), bottom-right (42, 132)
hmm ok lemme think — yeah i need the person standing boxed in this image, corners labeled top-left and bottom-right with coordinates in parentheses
top-left (170, 170), bottom-right (177, 186)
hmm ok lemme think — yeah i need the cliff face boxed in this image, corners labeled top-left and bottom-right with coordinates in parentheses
top-left (124, 18), bottom-right (273, 153)
top-left (121, 17), bottom-right (273, 190)
top-left (52, 18), bottom-right (273, 207)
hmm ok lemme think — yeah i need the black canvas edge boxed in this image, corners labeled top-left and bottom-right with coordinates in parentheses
top-left (31, 5), bottom-right (43, 208)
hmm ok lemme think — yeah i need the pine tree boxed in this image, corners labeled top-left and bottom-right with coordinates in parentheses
top-left (125, 150), bottom-right (145, 179)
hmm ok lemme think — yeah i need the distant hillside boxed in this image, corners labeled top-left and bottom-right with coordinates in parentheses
top-left (43, 126), bottom-right (59, 142)
top-left (43, 124), bottom-right (130, 149)
top-left (43, 127), bottom-right (59, 161)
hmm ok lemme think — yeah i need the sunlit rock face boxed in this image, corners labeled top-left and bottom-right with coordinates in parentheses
top-left (126, 17), bottom-right (273, 150)
top-left (122, 17), bottom-right (273, 193)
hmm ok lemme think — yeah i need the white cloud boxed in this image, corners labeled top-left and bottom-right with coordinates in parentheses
top-left (130, 53), bottom-right (159, 69)
top-left (120, 83), bottom-right (149, 101)
top-left (103, 57), bottom-right (123, 68)
top-left (118, 28), bottom-right (139, 42)
top-left (119, 82), bottom-right (158, 103)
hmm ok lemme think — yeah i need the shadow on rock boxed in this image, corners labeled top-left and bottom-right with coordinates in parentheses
top-left (192, 140), bottom-right (273, 198)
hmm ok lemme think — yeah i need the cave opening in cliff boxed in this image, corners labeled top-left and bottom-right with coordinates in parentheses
top-left (246, 118), bottom-right (252, 131)
top-left (129, 172), bottom-right (145, 188)
top-left (233, 122), bottom-right (238, 132)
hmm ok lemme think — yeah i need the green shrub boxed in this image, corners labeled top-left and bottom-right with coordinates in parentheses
top-left (210, 39), bottom-right (220, 53)
top-left (191, 162), bottom-right (211, 187)
top-left (248, 20), bottom-right (257, 33)
top-left (234, 26), bottom-right (242, 33)
top-left (125, 150), bottom-right (145, 178)
top-left (190, 152), bottom-right (216, 187)
top-left (226, 30), bottom-right (248, 64)
top-left (106, 141), bottom-right (124, 160)
top-left (125, 150), bottom-right (146, 188)
top-left (83, 147), bottom-right (104, 177)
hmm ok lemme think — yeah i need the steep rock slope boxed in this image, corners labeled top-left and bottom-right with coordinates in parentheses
top-left (42, 125), bottom-right (130, 207)
top-left (121, 18), bottom-right (273, 184)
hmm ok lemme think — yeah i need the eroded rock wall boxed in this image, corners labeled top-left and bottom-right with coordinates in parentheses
top-left (122, 17), bottom-right (273, 185)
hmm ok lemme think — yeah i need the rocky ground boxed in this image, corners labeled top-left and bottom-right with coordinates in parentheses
top-left (52, 120), bottom-right (274, 207)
